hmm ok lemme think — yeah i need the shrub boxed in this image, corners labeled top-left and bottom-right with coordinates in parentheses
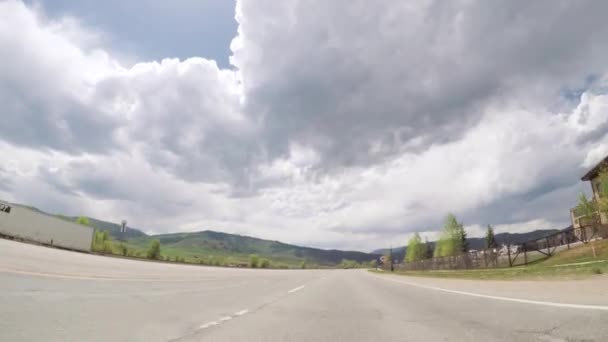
top-left (249, 255), bottom-right (260, 268)
top-left (92, 230), bottom-right (111, 253)
top-left (339, 259), bottom-right (359, 269)
top-left (260, 258), bottom-right (270, 268)
top-left (146, 240), bottom-right (161, 260)
top-left (103, 241), bottom-right (113, 253)
top-left (174, 256), bottom-right (186, 263)
top-left (592, 267), bottom-right (603, 274)
top-left (119, 244), bottom-right (128, 256)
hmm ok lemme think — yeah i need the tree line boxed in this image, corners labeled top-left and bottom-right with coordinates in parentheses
top-left (405, 214), bottom-right (499, 263)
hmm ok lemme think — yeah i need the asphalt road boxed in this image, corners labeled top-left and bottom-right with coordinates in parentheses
top-left (1, 238), bottom-right (608, 341)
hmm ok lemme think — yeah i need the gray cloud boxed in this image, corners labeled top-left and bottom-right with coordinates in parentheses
top-left (0, 167), bottom-right (13, 192)
top-left (233, 0), bottom-right (608, 170)
top-left (0, 83), bottom-right (118, 154)
top-left (89, 58), bottom-right (260, 185)
top-left (0, 2), bottom-right (120, 154)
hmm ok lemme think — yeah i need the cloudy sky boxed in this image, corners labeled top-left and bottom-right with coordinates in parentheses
top-left (2, 0), bottom-right (608, 251)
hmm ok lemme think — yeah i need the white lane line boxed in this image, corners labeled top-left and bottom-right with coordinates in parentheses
top-left (234, 309), bottom-right (249, 316)
top-left (287, 284), bottom-right (306, 294)
top-left (198, 309), bottom-right (249, 331)
top-left (372, 274), bottom-right (608, 311)
top-left (0, 267), bottom-right (228, 283)
top-left (198, 321), bottom-right (219, 329)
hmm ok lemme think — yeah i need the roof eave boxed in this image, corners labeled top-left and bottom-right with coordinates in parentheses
top-left (581, 156), bottom-right (608, 181)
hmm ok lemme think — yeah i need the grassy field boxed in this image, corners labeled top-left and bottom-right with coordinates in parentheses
top-left (379, 239), bottom-right (608, 280)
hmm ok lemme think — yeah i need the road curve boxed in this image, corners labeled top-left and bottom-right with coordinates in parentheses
top-left (1, 238), bottom-right (607, 341)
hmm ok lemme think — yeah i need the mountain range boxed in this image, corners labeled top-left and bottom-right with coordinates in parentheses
top-left (63, 215), bottom-right (378, 266)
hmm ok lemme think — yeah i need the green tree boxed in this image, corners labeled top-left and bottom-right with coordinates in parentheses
top-left (576, 192), bottom-right (598, 223)
top-left (433, 239), bottom-right (443, 257)
top-left (249, 254), bottom-right (260, 268)
top-left (424, 238), bottom-right (434, 259)
top-left (485, 225), bottom-right (498, 249)
top-left (76, 216), bottom-right (90, 226)
top-left (434, 214), bottom-right (467, 257)
top-left (146, 240), bottom-right (161, 260)
top-left (405, 233), bottom-right (425, 262)
top-left (458, 224), bottom-right (469, 253)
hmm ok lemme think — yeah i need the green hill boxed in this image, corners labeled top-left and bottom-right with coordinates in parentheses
top-left (124, 230), bottom-right (378, 267)
top-left (48, 208), bottom-right (378, 267)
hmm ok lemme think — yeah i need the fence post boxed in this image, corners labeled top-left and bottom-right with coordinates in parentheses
top-left (523, 244), bottom-right (527, 265)
top-left (507, 245), bottom-right (512, 267)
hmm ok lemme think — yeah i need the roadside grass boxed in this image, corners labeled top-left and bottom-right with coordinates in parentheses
top-left (540, 239), bottom-right (608, 266)
top-left (374, 261), bottom-right (608, 280)
top-left (375, 239), bottom-right (608, 280)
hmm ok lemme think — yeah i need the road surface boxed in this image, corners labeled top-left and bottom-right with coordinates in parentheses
top-left (1, 238), bottom-right (607, 341)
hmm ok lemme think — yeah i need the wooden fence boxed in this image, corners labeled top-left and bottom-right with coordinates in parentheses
top-left (390, 224), bottom-right (608, 271)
